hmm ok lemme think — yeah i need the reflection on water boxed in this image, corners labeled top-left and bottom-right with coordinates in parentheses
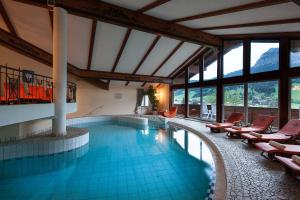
top-left (0, 144), bottom-right (89, 179)
top-left (156, 128), bottom-right (215, 167)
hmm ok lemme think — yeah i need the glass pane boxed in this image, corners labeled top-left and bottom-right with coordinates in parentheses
top-left (172, 89), bottom-right (185, 115)
top-left (188, 88), bottom-right (200, 118)
top-left (188, 62), bottom-right (199, 83)
top-left (290, 78), bottom-right (300, 119)
top-left (223, 84), bottom-right (244, 122)
top-left (223, 41), bottom-right (243, 78)
top-left (201, 87), bottom-right (216, 120)
top-left (173, 71), bottom-right (185, 85)
top-left (248, 80), bottom-right (279, 127)
top-left (290, 40), bottom-right (300, 68)
top-left (203, 49), bottom-right (218, 81)
top-left (250, 41), bottom-right (279, 74)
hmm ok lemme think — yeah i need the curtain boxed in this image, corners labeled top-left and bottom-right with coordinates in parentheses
top-left (135, 89), bottom-right (144, 113)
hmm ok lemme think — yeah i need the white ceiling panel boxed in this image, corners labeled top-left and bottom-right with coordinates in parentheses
top-left (67, 14), bottom-right (92, 69)
top-left (180, 2), bottom-right (300, 29)
top-left (146, 0), bottom-right (260, 20)
top-left (136, 37), bottom-right (180, 75)
top-left (3, 0), bottom-right (52, 53)
top-left (0, 14), bottom-right (9, 32)
top-left (207, 22), bottom-right (300, 35)
top-left (91, 22), bottom-right (127, 71)
top-left (101, 0), bottom-right (155, 10)
top-left (115, 30), bottom-right (156, 73)
top-left (155, 43), bottom-right (200, 77)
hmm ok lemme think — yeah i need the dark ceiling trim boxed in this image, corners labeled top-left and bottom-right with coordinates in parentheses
top-left (171, 0), bottom-right (291, 23)
top-left (13, 0), bottom-right (221, 46)
top-left (220, 31), bottom-right (300, 39)
top-left (137, 0), bottom-right (170, 13)
top-left (169, 46), bottom-right (207, 78)
top-left (198, 17), bottom-right (300, 30)
top-left (87, 20), bottom-right (97, 70)
top-left (0, 0), bottom-right (17, 35)
top-left (125, 35), bottom-right (161, 86)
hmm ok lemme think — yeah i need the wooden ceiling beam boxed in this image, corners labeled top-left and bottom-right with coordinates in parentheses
top-left (84, 78), bottom-right (109, 90)
top-left (49, 10), bottom-right (53, 30)
top-left (171, 47), bottom-right (210, 79)
top-left (0, 28), bottom-right (169, 86)
top-left (87, 20), bottom-right (97, 70)
top-left (0, 0), bottom-right (17, 35)
top-left (169, 46), bottom-right (207, 78)
top-left (171, 0), bottom-right (291, 23)
top-left (79, 70), bottom-right (172, 84)
top-left (141, 41), bottom-right (184, 86)
top-left (0, 28), bottom-right (110, 90)
top-left (13, 0), bottom-right (221, 46)
top-left (108, 28), bottom-right (131, 86)
top-left (125, 35), bottom-right (160, 86)
top-left (111, 28), bottom-right (131, 72)
top-left (137, 0), bottom-right (170, 13)
top-left (152, 41), bottom-right (184, 76)
top-left (292, 0), bottom-right (300, 6)
top-left (220, 31), bottom-right (300, 39)
top-left (198, 18), bottom-right (300, 30)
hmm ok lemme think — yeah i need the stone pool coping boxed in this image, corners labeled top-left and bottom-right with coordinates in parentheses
top-left (168, 119), bottom-right (226, 200)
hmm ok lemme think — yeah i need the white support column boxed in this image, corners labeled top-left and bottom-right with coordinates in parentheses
top-left (52, 7), bottom-right (68, 136)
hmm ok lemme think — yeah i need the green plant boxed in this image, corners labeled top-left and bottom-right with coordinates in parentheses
top-left (145, 86), bottom-right (159, 111)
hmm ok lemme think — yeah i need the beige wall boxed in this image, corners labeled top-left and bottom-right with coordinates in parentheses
top-left (0, 45), bottom-right (139, 117)
top-left (157, 84), bottom-right (170, 111)
top-left (0, 46), bottom-right (170, 118)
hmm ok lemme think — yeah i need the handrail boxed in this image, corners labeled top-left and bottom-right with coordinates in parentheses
top-left (0, 65), bottom-right (76, 104)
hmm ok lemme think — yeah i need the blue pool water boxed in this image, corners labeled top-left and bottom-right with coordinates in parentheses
top-left (0, 122), bottom-right (215, 200)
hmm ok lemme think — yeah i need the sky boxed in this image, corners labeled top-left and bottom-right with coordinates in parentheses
top-left (190, 42), bottom-right (279, 81)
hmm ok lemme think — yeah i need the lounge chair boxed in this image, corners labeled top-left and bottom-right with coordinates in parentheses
top-left (224, 115), bottom-right (274, 138)
top-left (241, 119), bottom-right (300, 144)
top-left (206, 112), bottom-right (244, 133)
top-left (163, 107), bottom-right (177, 118)
top-left (255, 141), bottom-right (300, 159)
top-left (275, 155), bottom-right (300, 177)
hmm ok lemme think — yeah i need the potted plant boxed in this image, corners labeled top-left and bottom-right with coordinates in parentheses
top-left (145, 85), bottom-right (159, 111)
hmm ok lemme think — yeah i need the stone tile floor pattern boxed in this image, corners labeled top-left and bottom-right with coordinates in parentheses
top-left (169, 118), bottom-right (300, 200)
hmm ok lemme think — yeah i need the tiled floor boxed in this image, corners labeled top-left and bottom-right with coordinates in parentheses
top-left (169, 118), bottom-right (300, 200)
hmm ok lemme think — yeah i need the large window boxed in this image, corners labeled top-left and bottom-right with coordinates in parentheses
top-left (250, 40), bottom-right (279, 74)
top-left (188, 63), bottom-right (199, 83)
top-left (203, 48), bottom-right (218, 81)
top-left (223, 84), bottom-right (245, 121)
top-left (173, 71), bottom-right (185, 85)
top-left (290, 40), bottom-right (300, 68)
top-left (201, 87), bottom-right (216, 120)
top-left (188, 88), bottom-right (200, 118)
top-left (223, 40), bottom-right (243, 78)
top-left (172, 89), bottom-right (185, 116)
top-left (248, 80), bottom-right (279, 127)
top-left (290, 78), bottom-right (300, 119)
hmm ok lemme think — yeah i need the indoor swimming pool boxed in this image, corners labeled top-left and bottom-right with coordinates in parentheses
top-left (0, 121), bottom-right (215, 200)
